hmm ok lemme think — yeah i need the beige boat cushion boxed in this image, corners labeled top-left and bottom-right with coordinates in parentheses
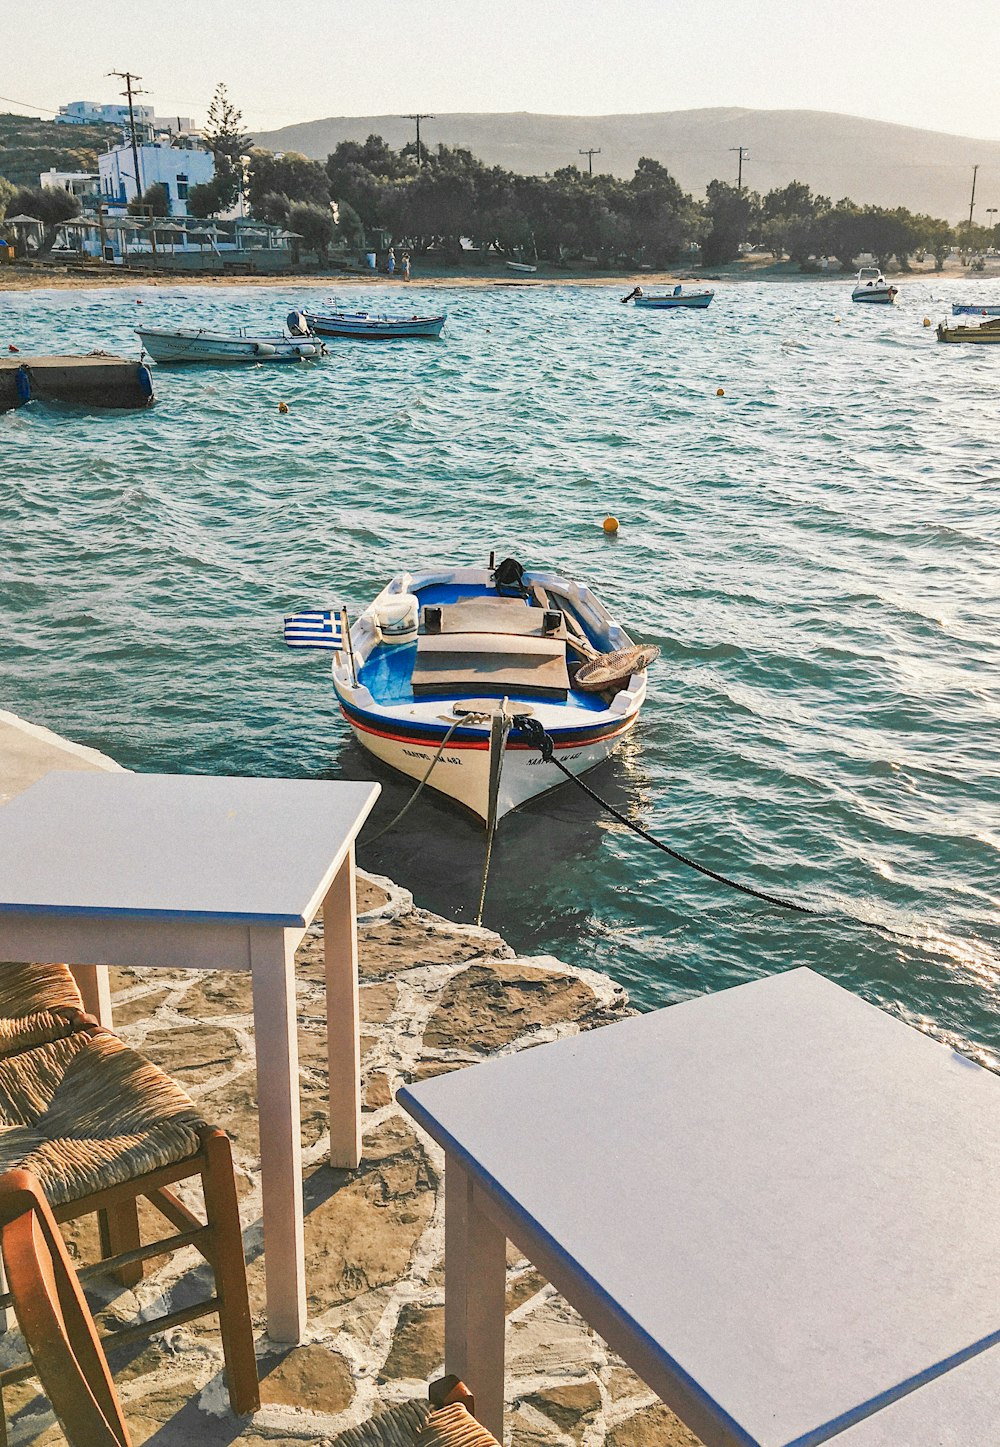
top-left (412, 632), bottom-right (570, 700)
top-left (426, 600), bottom-right (560, 637)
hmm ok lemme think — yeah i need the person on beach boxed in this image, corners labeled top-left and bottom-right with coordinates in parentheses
top-left (402, 252), bottom-right (411, 281)
top-left (387, 247), bottom-right (396, 276)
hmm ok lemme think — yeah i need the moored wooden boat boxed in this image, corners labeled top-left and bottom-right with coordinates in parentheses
top-left (631, 285), bottom-right (714, 310)
top-left (851, 268), bottom-right (897, 304)
top-left (327, 561), bottom-right (656, 823)
top-left (303, 309), bottom-right (446, 339)
top-left (936, 316), bottom-right (1000, 344)
top-left (136, 326), bottom-right (326, 364)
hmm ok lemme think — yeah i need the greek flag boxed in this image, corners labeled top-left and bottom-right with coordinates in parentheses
top-left (283, 609), bottom-right (343, 650)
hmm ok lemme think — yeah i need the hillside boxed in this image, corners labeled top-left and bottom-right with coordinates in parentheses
top-left (0, 113), bottom-right (118, 188)
top-left (253, 108), bottom-right (1000, 222)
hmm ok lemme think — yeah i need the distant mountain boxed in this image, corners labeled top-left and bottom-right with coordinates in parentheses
top-left (252, 108), bottom-right (1000, 222)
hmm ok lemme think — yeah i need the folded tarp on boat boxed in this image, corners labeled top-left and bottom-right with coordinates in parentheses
top-left (411, 633), bottom-right (570, 700)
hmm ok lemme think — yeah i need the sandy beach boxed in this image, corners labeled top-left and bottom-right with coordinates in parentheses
top-left (1, 255), bottom-right (992, 292)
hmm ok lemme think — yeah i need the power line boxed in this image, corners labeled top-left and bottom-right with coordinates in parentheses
top-left (107, 70), bottom-right (147, 198)
top-left (579, 146), bottom-right (601, 176)
top-left (968, 163), bottom-right (980, 227)
top-left (403, 113), bottom-right (434, 167)
top-left (0, 94), bottom-right (61, 115)
top-left (729, 144), bottom-right (750, 189)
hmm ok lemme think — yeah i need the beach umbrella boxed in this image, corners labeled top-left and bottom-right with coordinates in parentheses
top-left (3, 215), bottom-right (44, 226)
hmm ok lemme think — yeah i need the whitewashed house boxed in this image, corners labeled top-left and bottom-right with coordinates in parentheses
top-left (39, 168), bottom-right (101, 204)
top-left (98, 142), bottom-right (215, 218)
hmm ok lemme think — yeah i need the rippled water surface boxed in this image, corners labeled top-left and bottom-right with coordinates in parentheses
top-left (2, 278), bottom-right (999, 1058)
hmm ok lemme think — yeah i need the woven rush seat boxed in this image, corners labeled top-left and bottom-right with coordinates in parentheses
top-left (331, 1401), bottom-right (500, 1447)
top-left (0, 962), bottom-right (87, 1060)
top-left (0, 1029), bottom-right (205, 1208)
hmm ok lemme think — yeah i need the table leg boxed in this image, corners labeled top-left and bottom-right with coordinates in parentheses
top-left (69, 962), bottom-right (113, 1027)
top-left (250, 927), bottom-right (306, 1343)
top-left (445, 1159), bottom-right (507, 1440)
top-left (323, 846), bottom-right (362, 1170)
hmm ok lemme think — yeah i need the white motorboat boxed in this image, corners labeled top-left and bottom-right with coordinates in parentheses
top-left (623, 284), bottom-right (714, 309)
top-left (292, 559), bottom-right (657, 824)
top-left (136, 322), bottom-right (327, 364)
top-left (851, 268), bottom-right (898, 304)
top-left (505, 260), bottom-right (537, 273)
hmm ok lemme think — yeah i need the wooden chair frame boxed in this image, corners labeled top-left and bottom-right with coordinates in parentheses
top-left (0, 1127), bottom-right (259, 1427)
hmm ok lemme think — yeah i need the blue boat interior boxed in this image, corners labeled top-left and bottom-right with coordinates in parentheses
top-left (358, 580), bottom-right (609, 712)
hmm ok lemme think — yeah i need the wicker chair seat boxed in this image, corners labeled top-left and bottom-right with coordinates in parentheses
top-left (331, 1402), bottom-right (500, 1447)
top-left (0, 964), bottom-right (85, 1060)
top-left (0, 1030), bottom-right (206, 1207)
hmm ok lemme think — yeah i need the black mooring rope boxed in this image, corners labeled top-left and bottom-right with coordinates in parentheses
top-left (515, 717), bottom-right (926, 945)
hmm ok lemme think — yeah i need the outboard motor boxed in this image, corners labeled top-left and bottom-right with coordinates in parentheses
top-left (286, 310), bottom-right (310, 337)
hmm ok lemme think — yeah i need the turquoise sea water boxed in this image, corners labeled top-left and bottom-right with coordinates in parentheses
top-left (1, 278), bottom-right (998, 1061)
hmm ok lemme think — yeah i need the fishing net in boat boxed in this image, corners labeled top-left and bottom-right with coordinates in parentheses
top-left (574, 644), bottom-right (659, 694)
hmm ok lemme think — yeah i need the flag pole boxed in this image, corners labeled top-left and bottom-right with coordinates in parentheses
top-left (340, 606), bottom-right (358, 686)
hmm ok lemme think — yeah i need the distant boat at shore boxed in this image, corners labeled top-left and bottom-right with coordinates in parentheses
top-left (302, 309), bottom-right (446, 339)
top-left (505, 260), bottom-right (537, 273)
top-left (851, 268), bottom-right (897, 304)
top-left (622, 284), bottom-right (714, 310)
top-left (136, 326), bottom-right (326, 364)
top-left (300, 559), bottom-right (655, 825)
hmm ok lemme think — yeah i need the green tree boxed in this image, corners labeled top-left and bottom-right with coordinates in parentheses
top-left (247, 149), bottom-right (330, 213)
top-left (814, 200), bottom-right (865, 271)
top-left (701, 180), bottom-right (759, 265)
top-left (8, 185), bottom-right (81, 254)
top-left (253, 191), bottom-right (291, 225)
top-left (202, 83), bottom-right (249, 209)
top-left (186, 179), bottom-right (225, 218)
top-left (128, 181), bottom-right (170, 218)
top-left (917, 216), bottom-right (954, 270)
top-left (0, 176), bottom-right (14, 221)
top-left (288, 200), bottom-right (335, 259)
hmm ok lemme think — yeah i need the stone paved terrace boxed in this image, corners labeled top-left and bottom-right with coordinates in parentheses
top-left (0, 711), bottom-right (701, 1446)
top-left (0, 874), bottom-right (701, 1447)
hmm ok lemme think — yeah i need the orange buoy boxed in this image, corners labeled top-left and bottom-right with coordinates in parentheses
top-left (278, 401), bottom-right (289, 414)
top-left (716, 387), bottom-right (725, 397)
top-left (603, 515), bottom-right (619, 535)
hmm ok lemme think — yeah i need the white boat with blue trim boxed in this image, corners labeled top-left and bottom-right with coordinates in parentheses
top-left (330, 560), bottom-right (656, 823)
top-left (952, 304), bottom-right (1000, 316)
top-left (302, 309), bottom-right (446, 339)
top-left (136, 323), bottom-right (326, 364)
top-left (623, 284), bottom-right (714, 309)
top-left (851, 268), bottom-right (897, 304)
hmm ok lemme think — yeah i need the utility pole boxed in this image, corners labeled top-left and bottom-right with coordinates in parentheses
top-left (108, 70), bottom-right (147, 201)
top-left (729, 145), bottom-right (749, 190)
top-left (968, 163), bottom-right (980, 229)
top-left (579, 147), bottom-right (601, 176)
top-left (404, 114), bottom-right (434, 167)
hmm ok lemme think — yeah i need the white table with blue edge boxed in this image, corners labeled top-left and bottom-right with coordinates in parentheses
top-left (0, 771), bottom-right (379, 1344)
top-left (399, 967), bottom-right (1000, 1445)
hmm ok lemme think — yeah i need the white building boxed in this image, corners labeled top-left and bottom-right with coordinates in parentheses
top-left (39, 168), bottom-right (101, 204)
top-left (98, 142), bottom-right (215, 218)
top-left (56, 101), bottom-right (154, 131)
top-left (55, 102), bottom-right (195, 138)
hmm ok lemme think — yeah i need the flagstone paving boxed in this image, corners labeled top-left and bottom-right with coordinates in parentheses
top-left (0, 872), bottom-right (702, 1447)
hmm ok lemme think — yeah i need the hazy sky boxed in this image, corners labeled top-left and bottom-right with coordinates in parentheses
top-left (4, 0), bottom-right (999, 139)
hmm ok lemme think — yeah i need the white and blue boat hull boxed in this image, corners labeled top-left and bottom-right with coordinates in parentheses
top-left (331, 568), bottom-right (647, 822)
top-left (304, 311), bottom-right (446, 339)
top-left (634, 291), bottom-right (714, 309)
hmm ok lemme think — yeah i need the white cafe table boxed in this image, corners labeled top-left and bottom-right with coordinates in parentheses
top-left (399, 967), bottom-right (1000, 1445)
top-left (0, 771), bottom-right (379, 1344)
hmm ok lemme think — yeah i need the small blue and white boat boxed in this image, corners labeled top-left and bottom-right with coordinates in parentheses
top-left (301, 309), bottom-right (446, 339)
top-left (623, 284), bottom-right (714, 310)
top-left (297, 560), bottom-right (656, 824)
top-left (952, 304), bottom-right (1000, 317)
